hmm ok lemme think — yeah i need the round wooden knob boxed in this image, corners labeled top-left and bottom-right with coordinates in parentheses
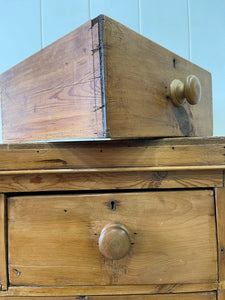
top-left (99, 223), bottom-right (131, 260)
top-left (170, 75), bottom-right (201, 107)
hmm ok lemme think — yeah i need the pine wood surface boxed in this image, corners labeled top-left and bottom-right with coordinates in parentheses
top-left (216, 188), bottom-right (225, 281)
top-left (0, 169), bottom-right (221, 193)
top-left (0, 298), bottom-right (75, 300)
top-left (89, 293), bottom-right (216, 299)
top-left (219, 290), bottom-right (225, 299)
top-left (0, 195), bottom-right (7, 291)
top-left (0, 15), bottom-right (212, 143)
top-left (0, 20), bottom-right (103, 143)
top-left (0, 296), bottom-right (217, 300)
top-left (0, 283), bottom-right (219, 297)
top-left (102, 15), bottom-right (212, 138)
top-left (8, 190), bottom-right (217, 286)
top-left (0, 137), bottom-right (224, 173)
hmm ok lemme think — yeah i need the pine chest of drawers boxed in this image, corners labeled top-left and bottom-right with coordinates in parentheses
top-left (0, 137), bottom-right (225, 299)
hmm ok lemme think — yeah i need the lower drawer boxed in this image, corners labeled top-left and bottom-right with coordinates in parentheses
top-left (8, 190), bottom-right (217, 286)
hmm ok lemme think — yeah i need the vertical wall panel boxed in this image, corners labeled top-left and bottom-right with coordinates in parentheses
top-left (0, 0), bottom-right (41, 74)
top-left (189, 0), bottom-right (225, 136)
top-left (41, 0), bottom-right (89, 47)
top-left (140, 0), bottom-right (189, 59)
top-left (90, 0), bottom-right (139, 32)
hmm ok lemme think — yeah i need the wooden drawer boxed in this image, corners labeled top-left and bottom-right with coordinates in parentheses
top-left (7, 190), bottom-right (217, 286)
top-left (0, 15), bottom-right (212, 143)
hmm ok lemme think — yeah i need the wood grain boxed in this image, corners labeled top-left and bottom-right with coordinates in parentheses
top-left (0, 298), bottom-right (75, 300)
top-left (102, 15), bottom-right (212, 138)
top-left (216, 188), bottom-right (225, 281)
top-left (0, 283), bottom-right (219, 297)
top-left (89, 293), bottom-right (216, 299)
top-left (0, 137), bottom-right (224, 173)
top-left (0, 15), bottom-right (212, 143)
top-left (0, 296), bottom-right (217, 300)
top-left (0, 195), bottom-right (7, 290)
top-left (218, 289), bottom-right (225, 299)
top-left (0, 170), bottom-right (221, 193)
top-left (8, 190), bottom-right (217, 286)
top-left (0, 20), bottom-right (103, 143)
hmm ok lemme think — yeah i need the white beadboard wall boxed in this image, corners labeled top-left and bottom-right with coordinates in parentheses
top-left (0, 0), bottom-right (224, 138)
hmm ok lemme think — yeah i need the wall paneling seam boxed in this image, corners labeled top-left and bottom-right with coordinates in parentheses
top-left (138, 0), bottom-right (141, 33)
top-left (40, 0), bottom-right (43, 48)
top-left (187, 0), bottom-right (192, 61)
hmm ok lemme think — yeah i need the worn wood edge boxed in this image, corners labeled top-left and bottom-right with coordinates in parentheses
top-left (91, 17), bottom-right (105, 138)
top-left (0, 139), bottom-right (224, 171)
top-left (0, 195), bottom-right (7, 291)
top-left (0, 136), bottom-right (224, 150)
top-left (218, 282), bottom-right (225, 289)
top-left (0, 137), bottom-right (224, 150)
top-left (0, 166), bottom-right (224, 175)
top-left (92, 15), bottom-right (107, 137)
top-left (0, 283), bottom-right (218, 296)
top-left (215, 188), bottom-right (225, 282)
top-left (0, 169), bottom-right (221, 193)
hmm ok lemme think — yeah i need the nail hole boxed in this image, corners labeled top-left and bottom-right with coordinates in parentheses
top-left (171, 146), bottom-right (175, 150)
top-left (36, 150), bottom-right (40, 153)
top-left (64, 209), bottom-right (68, 213)
top-left (133, 232), bottom-right (137, 235)
top-left (221, 248), bottom-right (224, 254)
top-left (100, 149), bottom-right (103, 152)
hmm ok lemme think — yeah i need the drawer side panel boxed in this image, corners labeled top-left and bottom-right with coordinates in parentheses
top-left (0, 20), bottom-right (103, 143)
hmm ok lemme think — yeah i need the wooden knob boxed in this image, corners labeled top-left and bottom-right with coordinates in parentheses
top-left (170, 75), bottom-right (201, 107)
top-left (99, 223), bottom-right (131, 260)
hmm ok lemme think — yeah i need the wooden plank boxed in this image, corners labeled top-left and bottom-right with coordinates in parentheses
top-left (218, 289), bottom-right (225, 299)
top-left (0, 283), bottom-right (219, 297)
top-left (0, 137), bottom-right (224, 173)
top-left (0, 296), bottom-right (218, 300)
top-left (216, 188), bottom-right (225, 281)
top-left (0, 298), bottom-right (74, 300)
top-left (102, 15), bottom-right (213, 138)
top-left (0, 170), bottom-right (222, 193)
top-left (0, 20), bottom-right (103, 143)
top-left (0, 195), bottom-right (7, 290)
top-left (89, 293), bottom-right (216, 299)
top-left (8, 190), bottom-right (217, 286)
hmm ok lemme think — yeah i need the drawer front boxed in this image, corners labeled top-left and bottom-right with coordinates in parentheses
top-left (8, 190), bottom-right (217, 286)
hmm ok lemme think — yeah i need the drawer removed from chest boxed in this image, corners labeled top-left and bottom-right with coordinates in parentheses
top-left (0, 15), bottom-right (212, 143)
top-left (7, 190), bottom-right (217, 286)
